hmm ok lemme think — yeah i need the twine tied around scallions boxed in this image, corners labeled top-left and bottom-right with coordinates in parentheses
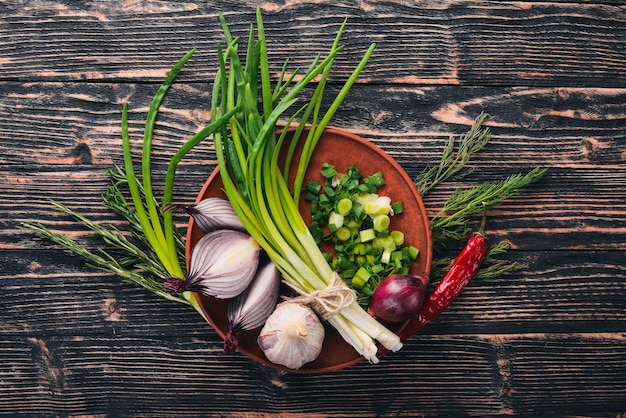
top-left (283, 273), bottom-right (357, 320)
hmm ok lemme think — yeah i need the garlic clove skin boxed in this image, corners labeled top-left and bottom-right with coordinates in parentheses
top-left (257, 303), bottom-right (325, 370)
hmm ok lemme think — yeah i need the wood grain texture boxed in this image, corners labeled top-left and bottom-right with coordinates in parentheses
top-left (2, 82), bottom-right (625, 167)
top-left (0, 1), bottom-right (624, 86)
top-left (2, 249), bottom-right (624, 337)
top-left (4, 165), bottom-right (626, 251)
top-left (1, 333), bottom-right (624, 416)
top-left (1, 0), bottom-right (625, 416)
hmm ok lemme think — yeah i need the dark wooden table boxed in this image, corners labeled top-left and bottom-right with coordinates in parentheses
top-left (2, 1), bottom-right (625, 416)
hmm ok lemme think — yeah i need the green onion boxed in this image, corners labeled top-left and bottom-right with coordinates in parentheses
top-left (373, 214), bottom-right (390, 232)
top-left (335, 227), bottom-right (352, 242)
top-left (353, 267), bottom-right (372, 289)
top-left (391, 201), bottom-right (404, 215)
top-left (304, 163), bottom-right (418, 307)
top-left (337, 198), bottom-right (353, 216)
top-left (22, 51), bottom-right (236, 315)
top-left (212, 8), bottom-right (401, 362)
top-left (359, 228), bottom-right (377, 243)
top-left (118, 51), bottom-right (239, 312)
top-left (390, 230), bottom-right (405, 246)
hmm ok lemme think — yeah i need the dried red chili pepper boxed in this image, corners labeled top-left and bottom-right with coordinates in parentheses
top-left (398, 209), bottom-right (488, 340)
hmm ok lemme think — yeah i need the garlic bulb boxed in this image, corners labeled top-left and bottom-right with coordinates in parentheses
top-left (257, 303), bottom-right (325, 369)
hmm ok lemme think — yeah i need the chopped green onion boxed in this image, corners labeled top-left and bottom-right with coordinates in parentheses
top-left (365, 171), bottom-right (385, 187)
top-left (305, 162), bottom-right (419, 307)
top-left (337, 198), bottom-right (353, 216)
top-left (328, 212), bottom-right (344, 231)
top-left (373, 214), bottom-right (390, 232)
top-left (390, 230), bottom-right (405, 246)
top-left (353, 267), bottom-right (372, 289)
top-left (391, 201), bottom-right (404, 215)
top-left (306, 180), bottom-right (322, 195)
top-left (320, 163), bottom-right (338, 179)
top-left (359, 228), bottom-right (376, 243)
top-left (408, 246), bottom-right (420, 260)
top-left (335, 227), bottom-right (352, 241)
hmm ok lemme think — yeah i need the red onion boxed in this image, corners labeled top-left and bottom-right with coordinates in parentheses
top-left (224, 260), bottom-right (281, 353)
top-left (165, 229), bottom-right (260, 299)
top-left (367, 273), bottom-right (430, 323)
top-left (171, 197), bottom-right (245, 233)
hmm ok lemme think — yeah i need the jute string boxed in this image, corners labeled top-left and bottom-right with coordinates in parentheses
top-left (283, 272), bottom-right (356, 320)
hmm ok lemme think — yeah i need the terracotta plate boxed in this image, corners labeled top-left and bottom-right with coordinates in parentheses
top-left (186, 128), bottom-right (432, 373)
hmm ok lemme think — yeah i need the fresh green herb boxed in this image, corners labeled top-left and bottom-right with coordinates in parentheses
top-left (414, 112), bottom-right (491, 195)
top-left (24, 200), bottom-right (186, 305)
top-left (430, 168), bottom-right (547, 241)
top-left (418, 113), bottom-right (547, 283)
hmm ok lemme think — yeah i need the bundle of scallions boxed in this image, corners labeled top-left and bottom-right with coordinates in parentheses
top-left (207, 10), bottom-right (403, 361)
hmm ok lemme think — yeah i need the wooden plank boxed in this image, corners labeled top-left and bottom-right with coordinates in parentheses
top-left (0, 333), bottom-right (624, 416)
top-left (4, 164), bottom-right (626, 251)
top-left (2, 82), bottom-right (624, 167)
top-left (4, 90), bottom-right (626, 252)
top-left (2, 1), bottom-right (625, 415)
top-left (0, 250), bottom-right (209, 338)
top-left (0, 81), bottom-right (212, 166)
top-left (0, 1), bottom-right (624, 86)
top-left (2, 249), bottom-right (624, 337)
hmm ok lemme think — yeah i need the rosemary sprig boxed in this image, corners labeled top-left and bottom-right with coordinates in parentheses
top-left (22, 202), bottom-right (188, 305)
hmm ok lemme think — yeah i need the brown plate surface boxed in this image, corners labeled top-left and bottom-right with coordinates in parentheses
top-left (186, 127), bottom-right (432, 373)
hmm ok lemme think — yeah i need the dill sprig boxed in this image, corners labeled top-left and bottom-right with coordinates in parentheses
top-left (415, 112), bottom-right (491, 195)
top-left (431, 168), bottom-right (548, 241)
top-left (103, 165), bottom-right (186, 269)
top-left (418, 113), bottom-right (547, 282)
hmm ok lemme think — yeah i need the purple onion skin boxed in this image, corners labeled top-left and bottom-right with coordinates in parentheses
top-left (224, 261), bottom-right (281, 353)
top-left (368, 273), bottom-right (430, 323)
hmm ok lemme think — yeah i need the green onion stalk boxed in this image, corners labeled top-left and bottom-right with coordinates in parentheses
top-left (120, 50), bottom-right (239, 315)
top-left (210, 8), bottom-right (402, 362)
top-left (22, 49), bottom-right (238, 318)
